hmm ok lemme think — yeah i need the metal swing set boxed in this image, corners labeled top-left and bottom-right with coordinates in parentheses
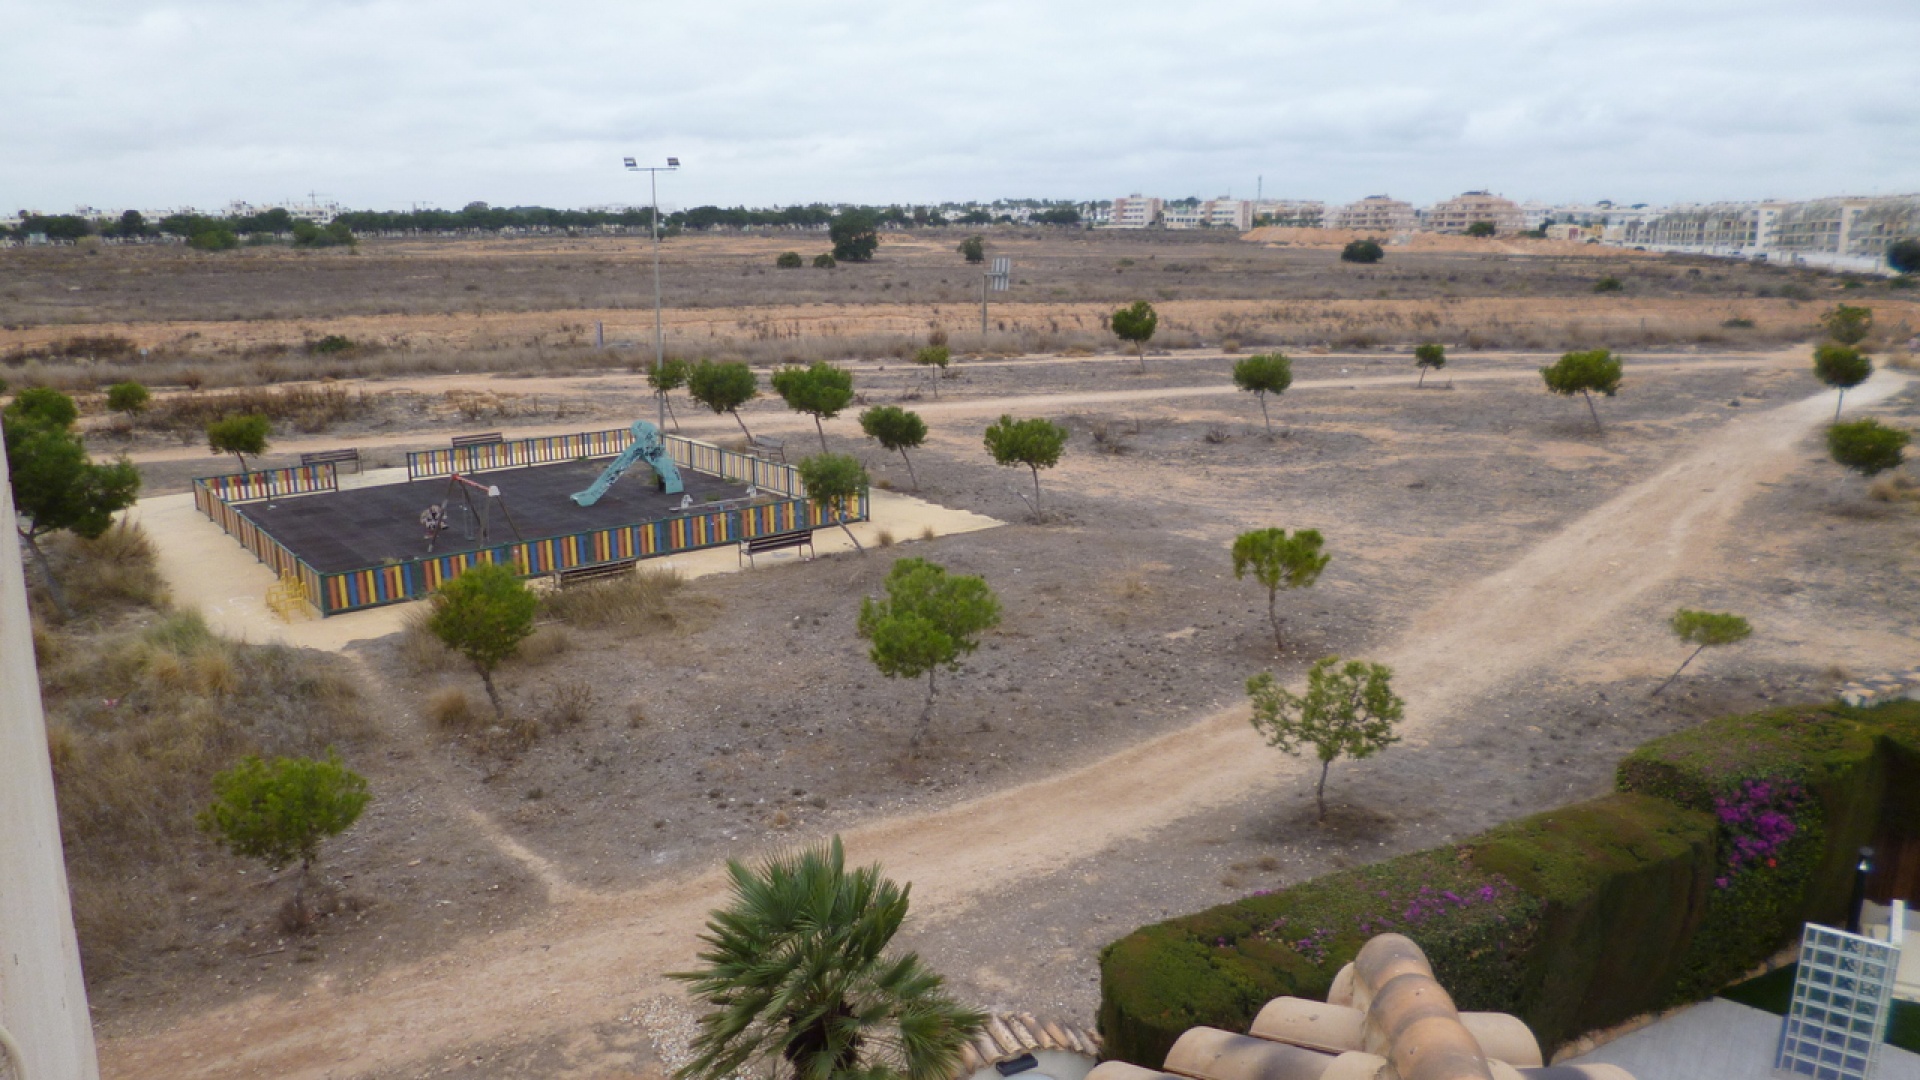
top-left (420, 472), bottom-right (526, 553)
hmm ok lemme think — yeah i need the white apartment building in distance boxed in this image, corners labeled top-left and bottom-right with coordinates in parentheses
top-left (1422, 191), bottom-right (1525, 234)
top-left (1108, 195), bottom-right (1164, 228)
top-left (1331, 195), bottom-right (1418, 232)
top-left (1162, 198), bottom-right (1254, 230)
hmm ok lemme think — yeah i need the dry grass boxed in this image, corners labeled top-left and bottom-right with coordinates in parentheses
top-left (33, 521), bottom-right (169, 619)
top-left (139, 384), bottom-right (381, 435)
top-left (398, 605), bottom-right (458, 672)
top-left (509, 625), bottom-right (573, 666)
top-left (38, 591), bottom-right (371, 982)
top-left (428, 686), bottom-right (481, 730)
top-left (539, 567), bottom-right (688, 633)
top-left (1868, 474), bottom-right (1919, 503)
top-left (539, 684), bottom-right (596, 730)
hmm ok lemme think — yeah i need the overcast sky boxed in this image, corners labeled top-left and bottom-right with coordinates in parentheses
top-left (5, 0), bottom-right (1918, 215)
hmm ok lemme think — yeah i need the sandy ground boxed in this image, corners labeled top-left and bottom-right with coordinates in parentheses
top-left (90, 347), bottom-right (1918, 1078)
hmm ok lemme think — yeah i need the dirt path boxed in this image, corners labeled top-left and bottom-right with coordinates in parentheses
top-left (108, 353), bottom-right (1790, 467)
top-left (97, 367), bottom-right (1903, 1078)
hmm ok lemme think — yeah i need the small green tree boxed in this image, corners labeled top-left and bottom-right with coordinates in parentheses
top-left (859, 405), bottom-right (927, 489)
top-left (1340, 239), bottom-right (1384, 264)
top-left (107, 380), bottom-right (150, 422)
top-left (1465, 221), bottom-right (1496, 238)
top-left (797, 452), bottom-right (870, 552)
top-left (1231, 353), bottom-right (1293, 435)
top-left (771, 361), bottom-right (856, 451)
top-left (958, 236), bottom-right (985, 264)
top-left (983, 414), bottom-right (1068, 514)
top-left (775, 251), bottom-right (803, 269)
top-left (1231, 527), bottom-right (1329, 652)
top-left (687, 359), bottom-right (760, 440)
top-left (198, 750), bottom-right (369, 918)
top-left (207, 413), bottom-right (271, 473)
top-left (647, 357), bottom-right (691, 431)
top-left (1110, 300), bottom-right (1158, 370)
top-left (1593, 275), bottom-right (1625, 293)
top-left (189, 228), bottom-right (239, 251)
top-left (858, 558), bottom-right (1001, 744)
top-left (812, 252), bottom-right (837, 269)
top-left (1247, 657), bottom-right (1403, 823)
top-left (1653, 609), bottom-right (1752, 697)
top-left (670, 837), bottom-right (984, 1080)
top-left (830, 209), bottom-right (879, 262)
top-left (1812, 343), bottom-right (1873, 421)
top-left (914, 343), bottom-right (950, 397)
top-left (1413, 342), bottom-right (1446, 388)
top-left (1819, 304), bottom-right (1873, 347)
top-left (426, 561), bottom-right (537, 718)
top-left (1539, 349), bottom-right (1623, 432)
top-left (3, 414), bottom-right (141, 618)
top-left (6, 386), bottom-right (80, 430)
top-left (1827, 418), bottom-right (1909, 478)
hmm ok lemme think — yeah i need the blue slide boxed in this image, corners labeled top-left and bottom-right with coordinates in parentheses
top-left (571, 421), bottom-right (685, 506)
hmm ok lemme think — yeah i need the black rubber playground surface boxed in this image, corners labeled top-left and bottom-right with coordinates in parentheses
top-left (236, 460), bottom-right (750, 574)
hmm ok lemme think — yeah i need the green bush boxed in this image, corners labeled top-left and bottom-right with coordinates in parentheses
top-left (1099, 701), bottom-right (1920, 1065)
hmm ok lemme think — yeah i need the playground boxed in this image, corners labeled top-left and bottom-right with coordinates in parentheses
top-left (236, 459), bottom-right (746, 575)
top-left (193, 423), bottom-right (861, 615)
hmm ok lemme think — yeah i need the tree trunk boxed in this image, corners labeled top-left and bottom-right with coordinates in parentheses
top-left (1267, 588), bottom-right (1284, 653)
top-left (478, 664), bottom-right (504, 719)
top-left (930, 367), bottom-right (940, 399)
top-left (1417, 367), bottom-right (1427, 388)
top-left (814, 415), bottom-right (829, 452)
top-left (1028, 464), bottom-right (1042, 512)
top-left (1259, 394), bottom-right (1273, 436)
top-left (899, 447), bottom-right (918, 490)
top-left (663, 392), bottom-right (680, 432)
top-left (730, 409), bottom-right (753, 441)
top-left (837, 509), bottom-right (864, 554)
top-left (910, 668), bottom-right (938, 748)
top-left (234, 451), bottom-right (250, 474)
top-left (1835, 390), bottom-right (1846, 423)
top-left (1651, 644), bottom-right (1706, 697)
top-left (21, 529), bottom-right (72, 621)
top-left (1582, 389), bottom-right (1602, 433)
top-left (1316, 759), bottom-right (1331, 824)
top-left (1137, 341), bottom-right (1147, 372)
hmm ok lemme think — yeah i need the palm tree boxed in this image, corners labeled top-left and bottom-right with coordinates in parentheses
top-left (672, 836), bottom-right (984, 1080)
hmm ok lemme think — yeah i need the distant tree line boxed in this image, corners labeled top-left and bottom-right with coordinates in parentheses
top-left (2, 198), bottom-right (1086, 244)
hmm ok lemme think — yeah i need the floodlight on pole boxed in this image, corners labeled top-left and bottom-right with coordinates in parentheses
top-left (625, 155), bottom-right (680, 429)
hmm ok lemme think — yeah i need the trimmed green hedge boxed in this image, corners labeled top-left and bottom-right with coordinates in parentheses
top-left (1099, 701), bottom-right (1920, 1064)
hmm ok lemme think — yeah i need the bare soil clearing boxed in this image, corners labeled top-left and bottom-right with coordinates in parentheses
top-left (91, 346), bottom-right (1919, 1079)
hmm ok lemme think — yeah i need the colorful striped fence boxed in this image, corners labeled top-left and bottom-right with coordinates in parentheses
top-left (196, 434), bottom-right (864, 617)
top-left (406, 427), bottom-right (803, 497)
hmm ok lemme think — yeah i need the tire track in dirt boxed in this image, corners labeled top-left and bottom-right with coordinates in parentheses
top-left (97, 367), bottom-right (1902, 1079)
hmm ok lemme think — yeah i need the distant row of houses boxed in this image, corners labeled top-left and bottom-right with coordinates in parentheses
top-left (1100, 190), bottom-right (1920, 272)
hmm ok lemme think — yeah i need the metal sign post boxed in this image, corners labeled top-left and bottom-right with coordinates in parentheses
top-left (982, 256), bottom-right (1010, 340)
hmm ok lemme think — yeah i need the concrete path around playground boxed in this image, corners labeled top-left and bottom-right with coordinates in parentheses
top-left (1566, 997), bottom-right (1920, 1080)
top-left (131, 467), bottom-right (1002, 653)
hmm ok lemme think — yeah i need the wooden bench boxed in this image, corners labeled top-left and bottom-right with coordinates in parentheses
top-left (740, 529), bottom-right (813, 568)
top-left (299, 447), bottom-right (361, 473)
top-left (747, 434), bottom-right (786, 462)
top-left (555, 561), bottom-right (637, 589)
top-left (451, 431), bottom-right (504, 449)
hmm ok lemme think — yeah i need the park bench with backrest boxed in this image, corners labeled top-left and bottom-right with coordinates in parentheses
top-left (739, 528), bottom-right (813, 568)
top-left (299, 447), bottom-right (362, 473)
top-left (747, 434), bottom-right (786, 462)
top-left (554, 560), bottom-right (637, 589)
top-left (450, 431), bottom-right (505, 449)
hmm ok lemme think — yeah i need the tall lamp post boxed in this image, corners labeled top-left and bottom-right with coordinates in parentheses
top-left (624, 155), bottom-right (679, 429)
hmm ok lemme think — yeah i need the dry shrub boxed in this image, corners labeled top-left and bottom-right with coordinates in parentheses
top-left (1868, 474), bottom-right (1919, 503)
top-left (509, 625), bottom-right (572, 667)
top-left (428, 686), bottom-right (481, 730)
top-left (36, 521), bottom-right (168, 618)
top-left (875, 529), bottom-right (896, 548)
top-left (39, 608), bottom-right (370, 984)
top-left (539, 684), bottom-right (595, 731)
top-left (920, 524), bottom-right (936, 541)
top-left (625, 699), bottom-right (649, 729)
top-left (398, 605), bottom-right (457, 672)
top-left (143, 384), bottom-right (378, 435)
top-left (539, 567), bottom-right (687, 633)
